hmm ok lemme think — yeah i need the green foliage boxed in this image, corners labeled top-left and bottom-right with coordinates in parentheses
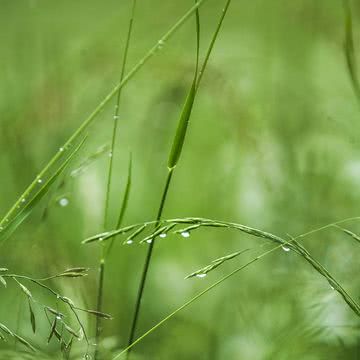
top-left (0, 0), bottom-right (359, 359)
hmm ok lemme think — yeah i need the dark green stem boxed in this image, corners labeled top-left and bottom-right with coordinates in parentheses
top-left (95, 2), bottom-right (137, 359)
top-left (94, 258), bottom-right (105, 359)
top-left (125, 168), bottom-right (174, 358)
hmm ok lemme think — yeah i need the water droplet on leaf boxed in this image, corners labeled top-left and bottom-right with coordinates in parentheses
top-left (59, 198), bottom-right (69, 207)
top-left (181, 231), bottom-right (190, 238)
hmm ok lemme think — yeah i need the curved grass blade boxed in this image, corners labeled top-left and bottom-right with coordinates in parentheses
top-left (336, 226), bottom-right (360, 244)
top-left (13, 334), bottom-right (36, 352)
top-left (94, 216), bottom-right (360, 317)
top-left (112, 225), bottom-right (360, 359)
top-left (0, 137), bottom-right (86, 244)
top-left (185, 249), bottom-right (250, 279)
top-left (70, 143), bottom-right (110, 178)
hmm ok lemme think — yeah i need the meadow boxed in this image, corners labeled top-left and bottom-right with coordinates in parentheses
top-left (0, 1), bottom-right (359, 359)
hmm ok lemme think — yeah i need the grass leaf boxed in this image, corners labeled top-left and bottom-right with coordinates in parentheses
top-left (28, 299), bottom-right (36, 334)
top-left (0, 137), bottom-right (87, 244)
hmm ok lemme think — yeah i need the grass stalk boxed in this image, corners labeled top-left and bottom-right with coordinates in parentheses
top-left (95, 2), bottom-right (136, 359)
top-left (125, 1), bottom-right (233, 357)
top-left (125, 168), bottom-right (174, 356)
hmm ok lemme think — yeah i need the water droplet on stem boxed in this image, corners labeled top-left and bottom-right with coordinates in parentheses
top-left (196, 274), bottom-right (207, 278)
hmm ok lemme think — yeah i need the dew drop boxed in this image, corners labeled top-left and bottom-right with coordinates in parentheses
top-left (21, 198), bottom-right (26, 203)
top-left (108, 152), bottom-right (113, 158)
top-left (159, 233), bottom-right (167, 238)
top-left (113, 115), bottom-right (119, 120)
top-left (37, 178), bottom-right (43, 184)
top-left (59, 147), bottom-right (64, 152)
top-left (146, 239), bottom-right (153, 244)
top-left (196, 273), bottom-right (207, 278)
top-left (59, 198), bottom-right (69, 207)
top-left (181, 231), bottom-right (190, 238)
top-left (330, 285), bottom-right (335, 290)
top-left (126, 240), bottom-right (133, 245)
top-left (282, 246), bottom-right (290, 252)
top-left (158, 39), bottom-right (165, 49)
top-left (56, 315), bottom-right (62, 320)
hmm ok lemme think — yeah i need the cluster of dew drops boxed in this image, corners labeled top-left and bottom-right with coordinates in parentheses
top-left (124, 228), bottom-right (208, 279)
top-left (125, 228), bottom-right (191, 246)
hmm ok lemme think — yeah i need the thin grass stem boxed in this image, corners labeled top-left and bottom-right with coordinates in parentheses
top-left (95, 2), bottom-right (136, 359)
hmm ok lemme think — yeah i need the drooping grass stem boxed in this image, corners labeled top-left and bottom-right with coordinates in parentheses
top-left (112, 225), bottom-right (335, 359)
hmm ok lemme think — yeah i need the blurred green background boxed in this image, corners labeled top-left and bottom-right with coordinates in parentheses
top-left (0, 0), bottom-right (359, 359)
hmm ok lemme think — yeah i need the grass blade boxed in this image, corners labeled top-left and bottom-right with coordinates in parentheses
top-left (167, 78), bottom-right (197, 170)
top-left (0, 137), bottom-right (86, 244)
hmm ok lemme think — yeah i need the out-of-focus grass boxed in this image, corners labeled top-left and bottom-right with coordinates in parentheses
top-left (0, 1), bottom-right (359, 359)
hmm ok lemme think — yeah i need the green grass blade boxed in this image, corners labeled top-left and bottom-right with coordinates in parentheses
top-left (103, 0), bottom-right (137, 231)
top-left (106, 154), bottom-right (132, 256)
top-left (0, 137), bottom-right (86, 244)
top-left (197, 0), bottom-right (233, 88)
top-left (339, 227), bottom-right (360, 244)
top-left (167, 79), bottom-right (197, 169)
top-left (167, 1), bottom-right (200, 170)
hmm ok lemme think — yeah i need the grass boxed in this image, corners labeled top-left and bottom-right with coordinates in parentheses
top-left (0, 0), bottom-right (360, 359)
top-left (95, 1), bottom-right (137, 358)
